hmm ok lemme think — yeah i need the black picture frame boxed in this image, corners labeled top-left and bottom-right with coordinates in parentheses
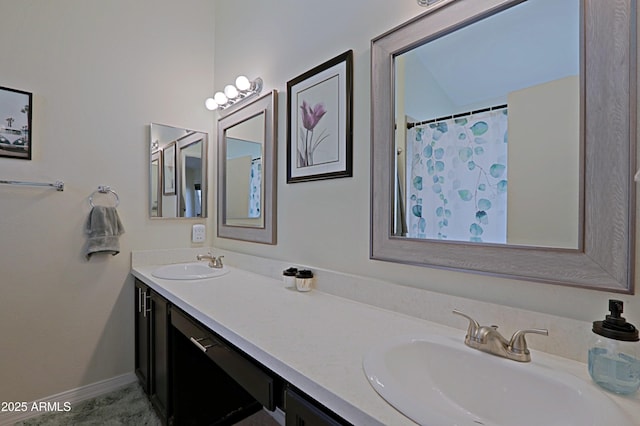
top-left (287, 50), bottom-right (353, 183)
top-left (0, 86), bottom-right (32, 160)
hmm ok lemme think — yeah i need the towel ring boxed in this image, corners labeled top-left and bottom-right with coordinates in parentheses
top-left (89, 185), bottom-right (120, 207)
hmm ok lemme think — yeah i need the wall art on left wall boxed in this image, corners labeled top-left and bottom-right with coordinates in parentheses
top-left (0, 86), bottom-right (32, 160)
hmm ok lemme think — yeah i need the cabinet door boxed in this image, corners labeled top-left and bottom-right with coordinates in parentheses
top-left (134, 280), bottom-right (151, 393)
top-left (149, 291), bottom-right (170, 421)
top-left (285, 389), bottom-right (348, 426)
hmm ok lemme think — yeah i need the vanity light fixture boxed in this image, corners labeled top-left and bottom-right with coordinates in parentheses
top-left (205, 76), bottom-right (263, 112)
top-left (417, 0), bottom-right (446, 6)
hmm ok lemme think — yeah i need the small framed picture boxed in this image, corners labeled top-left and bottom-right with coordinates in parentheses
top-left (0, 86), bottom-right (32, 160)
top-left (162, 142), bottom-right (176, 195)
top-left (287, 50), bottom-right (353, 183)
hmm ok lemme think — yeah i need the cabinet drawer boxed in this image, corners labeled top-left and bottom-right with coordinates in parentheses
top-left (285, 388), bottom-right (349, 426)
top-left (171, 307), bottom-right (275, 410)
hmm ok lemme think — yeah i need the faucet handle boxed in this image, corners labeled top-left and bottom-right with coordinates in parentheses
top-left (452, 310), bottom-right (480, 339)
top-left (213, 255), bottom-right (224, 268)
top-left (508, 328), bottom-right (549, 355)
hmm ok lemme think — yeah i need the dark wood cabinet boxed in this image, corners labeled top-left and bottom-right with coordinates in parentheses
top-left (135, 277), bottom-right (350, 426)
top-left (171, 307), bottom-right (266, 425)
top-left (134, 280), bottom-right (151, 393)
top-left (134, 279), bottom-right (171, 424)
top-left (149, 290), bottom-right (171, 422)
top-left (285, 388), bottom-right (350, 426)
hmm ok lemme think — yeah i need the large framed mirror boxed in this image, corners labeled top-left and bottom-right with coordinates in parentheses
top-left (371, 0), bottom-right (636, 292)
top-left (149, 123), bottom-right (208, 218)
top-left (217, 90), bottom-right (277, 244)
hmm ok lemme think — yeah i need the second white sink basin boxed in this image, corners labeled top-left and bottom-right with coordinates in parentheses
top-left (151, 262), bottom-right (229, 280)
top-left (363, 334), bottom-right (633, 426)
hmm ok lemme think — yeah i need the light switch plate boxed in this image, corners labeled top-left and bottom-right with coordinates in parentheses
top-left (192, 224), bottom-right (206, 243)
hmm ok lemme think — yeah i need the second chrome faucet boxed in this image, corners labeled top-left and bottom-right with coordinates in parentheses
top-left (453, 310), bottom-right (548, 362)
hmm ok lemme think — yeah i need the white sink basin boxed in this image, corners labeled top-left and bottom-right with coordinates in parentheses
top-left (151, 262), bottom-right (229, 280)
top-left (363, 334), bottom-right (634, 426)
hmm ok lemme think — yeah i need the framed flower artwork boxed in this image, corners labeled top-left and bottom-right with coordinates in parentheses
top-left (286, 50), bottom-right (353, 183)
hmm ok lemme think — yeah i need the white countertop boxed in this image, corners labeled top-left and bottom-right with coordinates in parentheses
top-left (131, 264), bottom-right (640, 425)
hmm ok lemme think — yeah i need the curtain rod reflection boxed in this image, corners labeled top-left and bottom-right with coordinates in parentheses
top-left (407, 104), bottom-right (508, 129)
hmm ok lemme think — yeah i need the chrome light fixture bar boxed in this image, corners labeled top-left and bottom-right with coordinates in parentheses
top-left (205, 76), bottom-right (263, 112)
top-left (417, 0), bottom-right (447, 6)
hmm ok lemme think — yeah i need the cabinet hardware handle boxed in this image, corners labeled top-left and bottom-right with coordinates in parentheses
top-left (190, 337), bottom-right (213, 352)
top-left (138, 288), bottom-right (142, 313)
top-left (142, 292), bottom-right (151, 317)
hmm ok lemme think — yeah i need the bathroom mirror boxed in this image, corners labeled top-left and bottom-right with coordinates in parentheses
top-left (149, 123), bottom-right (208, 218)
top-left (218, 90), bottom-right (277, 244)
top-left (371, 0), bottom-right (636, 292)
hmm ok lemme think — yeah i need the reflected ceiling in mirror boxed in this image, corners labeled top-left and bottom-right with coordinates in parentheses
top-left (149, 123), bottom-right (208, 218)
top-left (371, 0), bottom-right (636, 292)
top-left (394, 0), bottom-right (580, 248)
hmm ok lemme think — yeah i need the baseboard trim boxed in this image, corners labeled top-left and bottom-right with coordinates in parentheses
top-left (0, 372), bottom-right (137, 426)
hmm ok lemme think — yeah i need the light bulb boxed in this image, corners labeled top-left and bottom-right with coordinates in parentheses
top-left (214, 92), bottom-right (228, 105)
top-left (224, 84), bottom-right (239, 99)
top-left (205, 97), bottom-right (218, 111)
top-left (235, 75), bottom-right (251, 91)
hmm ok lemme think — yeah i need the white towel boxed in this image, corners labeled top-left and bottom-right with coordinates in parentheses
top-left (85, 206), bottom-right (125, 259)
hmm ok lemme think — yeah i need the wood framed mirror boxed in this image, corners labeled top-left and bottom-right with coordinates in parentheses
top-left (217, 90), bottom-right (277, 244)
top-left (371, 0), bottom-right (636, 292)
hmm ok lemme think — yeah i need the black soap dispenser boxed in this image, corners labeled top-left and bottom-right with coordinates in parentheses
top-left (588, 299), bottom-right (640, 395)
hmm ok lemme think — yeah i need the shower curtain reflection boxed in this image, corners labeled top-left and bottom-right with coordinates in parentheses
top-left (248, 158), bottom-right (262, 218)
top-left (403, 108), bottom-right (508, 243)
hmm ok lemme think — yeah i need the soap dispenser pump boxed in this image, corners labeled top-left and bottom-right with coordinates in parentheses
top-left (588, 299), bottom-right (640, 395)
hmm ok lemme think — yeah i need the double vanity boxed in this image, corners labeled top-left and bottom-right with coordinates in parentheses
top-left (131, 0), bottom-right (640, 423)
top-left (131, 250), bottom-right (640, 426)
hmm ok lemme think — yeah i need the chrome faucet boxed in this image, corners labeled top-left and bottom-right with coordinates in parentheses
top-left (196, 253), bottom-right (224, 269)
top-left (453, 310), bottom-right (548, 362)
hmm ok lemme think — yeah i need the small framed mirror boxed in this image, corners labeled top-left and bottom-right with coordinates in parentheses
top-left (217, 90), bottom-right (277, 244)
top-left (149, 123), bottom-right (208, 218)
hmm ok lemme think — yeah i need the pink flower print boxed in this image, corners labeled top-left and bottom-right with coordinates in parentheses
top-left (298, 100), bottom-right (329, 167)
top-left (300, 101), bottom-right (327, 131)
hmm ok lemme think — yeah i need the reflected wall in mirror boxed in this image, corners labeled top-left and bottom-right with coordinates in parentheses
top-left (371, 0), bottom-right (636, 292)
top-left (395, 0), bottom-right (579, 249)
top-left (225, 112), bottom-right (265, 227)
top-left (149, 123), bottom-right (208, 218)
top-left (218, 90), bottom-right (277, 244)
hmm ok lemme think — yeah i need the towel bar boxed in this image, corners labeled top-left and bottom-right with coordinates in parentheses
top-left (0, 179), bottom-right (64, 191)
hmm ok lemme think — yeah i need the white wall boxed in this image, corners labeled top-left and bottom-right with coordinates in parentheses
top-left (213, 1), bottom-right (640, 329)
top-left (0, 0), bottom-right (215, 402)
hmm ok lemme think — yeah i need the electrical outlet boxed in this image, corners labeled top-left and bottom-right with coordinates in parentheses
top-left (192, 224), bottom-right (206, 243)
